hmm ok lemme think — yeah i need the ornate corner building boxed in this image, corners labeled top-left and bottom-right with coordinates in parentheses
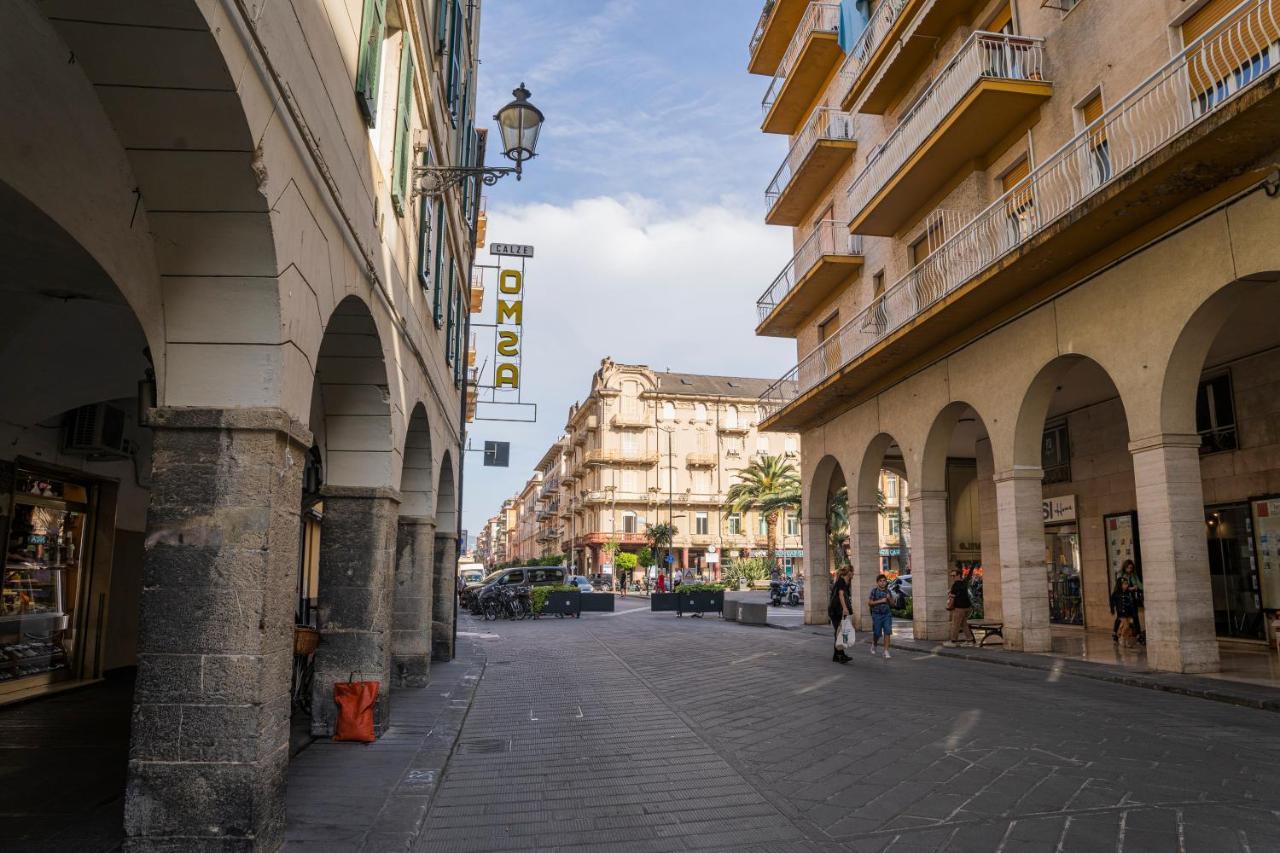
top-left (749, 0), bottom-right (1280, 673)
top-left (0, 0), bottom-right (488, 847)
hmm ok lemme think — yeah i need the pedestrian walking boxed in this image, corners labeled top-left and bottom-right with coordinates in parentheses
top-left (829, 565), bottom-right (853, 664)
top-left (655, 572), bottom-right (666, 594)
top-left (673, 568), bottom-right (684, 590)
top-left (1111, 576), bottom-right (1142, 646)
top-left (943, 566), bottom-right (975, 647)
top-left (867, 574), bottom-right (893, 659)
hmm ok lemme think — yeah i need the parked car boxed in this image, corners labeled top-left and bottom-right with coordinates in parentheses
top-left (566, 575), bottom-right (594, 594)
top-left (889, 574), bottom-right (912, 604)
top-left (589, 573), bottom-right (612, 590)
top-left (461, 566), bottom-right (567, 610)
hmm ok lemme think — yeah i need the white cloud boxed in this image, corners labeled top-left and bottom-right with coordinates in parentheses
top-left (463, 195), bottom-right (796, 534)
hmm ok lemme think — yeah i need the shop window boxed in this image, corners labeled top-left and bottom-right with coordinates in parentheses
top-left (728, 513), bottom-right (743, 536)
top-left (355, 0), bottom-right (389, 126)
top-left (695, 513), bottom-right (709, 535)
top-left (1197, 372), bottom-right (1238, 453)
top-left (1042, 420), bottom-right (1071, 484)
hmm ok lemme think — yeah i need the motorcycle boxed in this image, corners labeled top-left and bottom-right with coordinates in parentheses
top-left (770, 577), bottom-right (801, 607)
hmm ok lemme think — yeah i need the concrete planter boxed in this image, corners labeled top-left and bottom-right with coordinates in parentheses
top-left (723, 599), bottom-right (741, 621)
top-left (650, 593), bottom-right (680, 612)
top-left (580, 593), bottom-right (616, 612)
top-left (544, 591), bottom-right (581, 618)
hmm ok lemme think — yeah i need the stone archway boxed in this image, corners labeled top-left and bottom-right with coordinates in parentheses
top-left (393, 404), bottom-right (435, 687)
top-left (431, 453), bottom-right (459, 661)
top-left (803, 454), bottom-right (848, 626)
top-left (308, 295), bottom-right (399, 736)
top-left (854, 434), bottom-right (924, 635)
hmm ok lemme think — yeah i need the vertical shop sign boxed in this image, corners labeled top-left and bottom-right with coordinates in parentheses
top-left (495, 268), bottom-right (522, 389)
top-left (1251, 499), bottom-right (1280, 609)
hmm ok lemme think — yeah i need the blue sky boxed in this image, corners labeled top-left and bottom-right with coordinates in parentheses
top-left (461, 0), bottom-right (796, 544)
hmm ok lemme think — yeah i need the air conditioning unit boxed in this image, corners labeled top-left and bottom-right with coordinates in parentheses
top-left (63, 403), bottom-right (130, 460)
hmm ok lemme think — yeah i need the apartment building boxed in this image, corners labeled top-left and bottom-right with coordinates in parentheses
top-left (749, 0), bottom-right (1280, 674)
top-left (0, 0), bottom-right (492, 845)
top-left (542, 358), bottom-right (804, 578)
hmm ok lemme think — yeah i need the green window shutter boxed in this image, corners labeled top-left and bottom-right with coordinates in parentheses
top-left (416, 150), bottom-right (433, 290)
top-left (447, 0), bottom-right (462, 124)
top-left (453, 289), bottom-right (466, 388)
top-left (445, 266), bottom-right (456, 366)
top-left (390, 41), bottom-right (415, 216)
top-left (355, 0), bottom-right (387, 127)
top-left (434, 0), bottom-right (448, 53)
top-left (433, 202), bottom-right (447, 327)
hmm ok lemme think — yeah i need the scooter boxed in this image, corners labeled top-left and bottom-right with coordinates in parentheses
top-left (770, 577), bottom-right (801, 606)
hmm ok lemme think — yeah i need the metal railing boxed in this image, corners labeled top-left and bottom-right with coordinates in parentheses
top-left (748, 1), bottom-right (775, 57)
top-left (760, 0), bottom-right (1280, 421)
top-left (762, 2), bottom-right (841, 116)
top-left (757, 222), bottom-right (864, 323)
top-left (846, 31), bottom-right (1048, 221)
top-left (765, 107), bottom-right (855, 214)
top-left (837, 0), bottom-right (912, 104)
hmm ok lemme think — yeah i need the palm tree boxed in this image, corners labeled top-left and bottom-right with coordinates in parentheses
top-left (725, 454), bottom-right (800, 571)
top-left (828, 486), bottom-right (850, 569)
top-left (644, 522), bottom-right (676, 582)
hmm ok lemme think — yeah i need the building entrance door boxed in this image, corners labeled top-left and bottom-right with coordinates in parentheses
top-left (1045, 527), bottom-right (1083, 625)
top-left (1205, 504), bottom-right (1265, 641)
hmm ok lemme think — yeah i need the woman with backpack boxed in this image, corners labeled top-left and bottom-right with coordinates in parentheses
top-left (828, 565), bottom-right (853, 664)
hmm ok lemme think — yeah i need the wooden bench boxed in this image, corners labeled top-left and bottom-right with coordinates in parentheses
top-left (970, 622), bottom-right (1004, 646)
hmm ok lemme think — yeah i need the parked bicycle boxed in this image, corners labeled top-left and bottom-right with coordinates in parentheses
top-left (481, 584), bottom-right (532, 621)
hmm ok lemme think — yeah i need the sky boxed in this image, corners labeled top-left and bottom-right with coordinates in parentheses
top-left (461, 0), bottom-right (795, 543)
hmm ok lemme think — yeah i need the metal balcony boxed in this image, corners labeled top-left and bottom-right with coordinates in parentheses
top-left (685, 452), bottom-right (719, 468)
top-left (748, 0), bottom-right (809, 76)
top-left (584, 448), bottom-right (659, 466)
top-left (837, 0), bottom-right (987, 115)
top-left (760, 0), bottom-right (1280, 431)
top-left (846, 31), bottom-right (1050, 236)
top-left (765, 107), bottom-right (856, 226)
top-left (761, 2), bottom-right (843, 134)
top-left (757, 221), bottom-right (864, 337)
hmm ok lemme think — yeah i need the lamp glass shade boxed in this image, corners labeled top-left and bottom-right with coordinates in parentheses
top-left (495, 84), bottom-right (544, 165)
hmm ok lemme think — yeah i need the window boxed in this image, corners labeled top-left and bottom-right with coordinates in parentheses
top-left (1042, 420), bottom-right (1071, 484)
top-left (661, 401), bottom-right (675, 421)
top-left (909, 217), bottom-right (946, 267)
top-left (415, 150), bottom-right (433, 292)
top-left (446, 0), bottom-right (464, 124)
top-left (756, 436), bottom-right (769, 456)
top-left (433, 0), bottom-right (449, 53)
top-left (389, 40), bottom-right (414, 215)
top-left (786, 513), bottom-right (799, 536)
top-left (818, 311), bottom-right (840, 342)
top-left (1079, 93), bottom-right (1111, 186)
top-left (728, 513), bottom-right (742, 536)
top-left (988, 4), bottom-right (1013, 34)
top-left (758, 515), bottom-right (768, 537)
top-left (355, 0), bottom-right (388, 126)
top-left (725, 405), bottom-right (739, 429)
top-left (872, 270), bottom-right (885, 299)
top-left (885, 474), bottom-right (897, 500)
top-left (622, 469), bottom-right (638, 492)
top-left (694, 402), bottom-right (707, 422)
top-left (888, 511), bottom-right (901, 536)
top-left (432, 202), bottom-right (447, 326)
top-left (446, 268), bottom-right (458, 366)
top-left (1002, 157), bottom-right (1034, 246)
top-left (695, 513), bottom-right (709, 535)
top-left (1184, 0), bottom-right (1280, 115)
top-left (1197, 372), bottom-right (1238, 453)
top-left (726, 436), bottom-right (742, 456)
top-left (452, 286), bottom-right (465, 387)
top-left (692, 469), bottom-right (711, 492)
top-left (622, 512), bottom-right (637, 534)
top-left (503, 570), bottom-right (524, 584)
top-left (784, 436), bottom-right (798, 456)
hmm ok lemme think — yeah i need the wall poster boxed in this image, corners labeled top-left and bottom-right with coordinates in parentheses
top-left (1104, 511), bottom-right (1142, 591)
top-left (1250, 498), bottom-right (1280, 610)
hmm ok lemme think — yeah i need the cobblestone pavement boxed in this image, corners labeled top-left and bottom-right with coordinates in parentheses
top-left (418, 599), bottom-right (1280, 853)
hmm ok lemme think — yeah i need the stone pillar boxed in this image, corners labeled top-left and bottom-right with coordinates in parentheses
top-left (976, 438), bottom-right (1003, 622)
top-left (995, 469), bottom-right (1051, 652)
top-left (392, 516), bottom-right (436, 687)
top-left (850, 506), bottom-right (881, 632)
top-left (1130, 435), bottom-right (1220, 673)
top-left (431, 532), bottom-right (457, 661)
top-left (311, 487), bottom-right (400, 737)
top-left (125, 407), bottom-right (308, 852)
top-left (802, 519), bottom-right (830, 626)
top-left (909, 489), bottom-right (951, 640)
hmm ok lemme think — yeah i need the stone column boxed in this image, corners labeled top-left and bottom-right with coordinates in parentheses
top-left (392, 516), bottom-right (436, 687)
top-left (976, 438), bottom-right (1003, 622)
top-left (431, 532), bottom-right (458, 661)
top-left (850, 506), bottom-right (881, 632)
top-left (125, 407), bottom-right (308, 852)
top-left (909, 489), bottom-right (951, 640)
top-left (801, 519), bottom-right (830, 626)
top-left (311, 487), bottom-right (400, 737)
top-left (1130, 434), bottom-right (1220, 673)
top-left (994, 469), bottom-right (1052, 652)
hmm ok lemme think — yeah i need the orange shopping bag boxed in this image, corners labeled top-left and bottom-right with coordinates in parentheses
top-left (333, 675), bottom-right (378, 743)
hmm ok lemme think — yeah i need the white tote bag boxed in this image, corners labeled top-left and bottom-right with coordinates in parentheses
top-left (836, 616), bottom-right (855, 650)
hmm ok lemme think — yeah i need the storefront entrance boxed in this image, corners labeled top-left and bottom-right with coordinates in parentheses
top-left (1205, 504), bottom-right (1265, 641)
top-left (1046, 527), bottom-right (1083, 625)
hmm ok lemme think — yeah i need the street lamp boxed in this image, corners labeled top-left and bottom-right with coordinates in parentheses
top-left (656, 425), bottom-right (677, 586)
top-left (414, 83), bottom-right (545, 198)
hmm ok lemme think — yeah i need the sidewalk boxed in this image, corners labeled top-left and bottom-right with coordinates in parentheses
top-left (282, 637), bottom-right (486, 851)
top-left (840, 622), bottom-right (1280, 713)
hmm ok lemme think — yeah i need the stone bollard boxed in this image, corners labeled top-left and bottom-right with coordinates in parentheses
top-left (723, 599), bottom-right (740, 621)
top-left (738, 602), bottom-right (767, 625)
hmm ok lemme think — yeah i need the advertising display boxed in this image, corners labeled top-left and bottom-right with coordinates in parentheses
top-left (1104, 510), bottom-right (1142, 590)
top-left (1251, 498), bottom-right (1280, 609)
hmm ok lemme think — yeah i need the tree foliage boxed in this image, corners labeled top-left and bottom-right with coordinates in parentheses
top-left (725, 454), bottom-right (800, 567)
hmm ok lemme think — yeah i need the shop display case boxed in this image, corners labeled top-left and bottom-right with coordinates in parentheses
top-left (1, 471), bottom-right (89, 685)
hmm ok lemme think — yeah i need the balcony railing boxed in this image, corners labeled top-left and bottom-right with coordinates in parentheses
top-left (845, 31), bottom-right (1047, 223)
top-left (760, 0), bottom-right (1280, 422)
top-left (757, 221), bottom-right (864, 323)
top-left (837, 0), bottom-right (912, 107)
top-left (761, 2), bottom-right (841, 116)
top-left (765, 108), bottom-right (855, 214)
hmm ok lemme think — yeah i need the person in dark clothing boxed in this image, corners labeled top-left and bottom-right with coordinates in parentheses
top-left (944, 565), bottom-right (975, 647)
top-left (1111, 576), bottom-right (1142, 643)
top-left (828, 566), bottom-right (853, 663)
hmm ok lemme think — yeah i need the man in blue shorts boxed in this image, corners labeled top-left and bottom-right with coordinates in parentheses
top-left (867, 574), bottom-right (894, 659)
